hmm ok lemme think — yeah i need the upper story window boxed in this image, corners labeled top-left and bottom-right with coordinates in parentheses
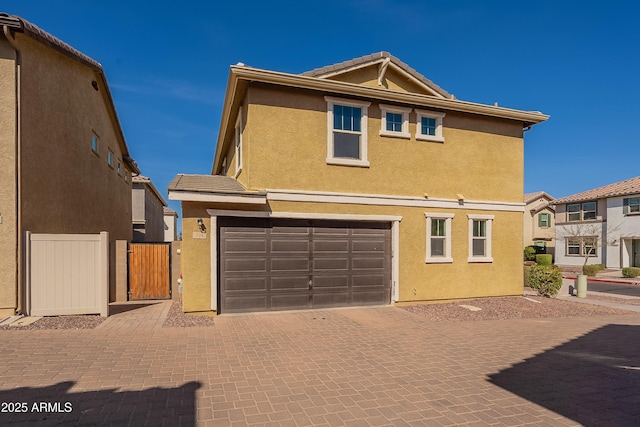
top-left (91, 133), bottom-right (99, 154)
top-left (234, 107), bottom-right (243, 178)
top-left (567, 202), bottom-right (596, 221)
top-left (107, 149), bottom-right (114, 168)
top-left (222, 156), bottom-right (228, 176)
top-left (415, 109), bottom-right (445, 143)
top-left (379, 104), bottom-right (410, 139)
top-left (325, 96), bottom-right (370, 167)
top-left (117, 161), bottom-right (122, 176)
top-left (425, 213), bottom-right (454, 263)
top-left (538, 213), bottom-right (550, 228)
top-left (624, 197), bottom-right (640, 215)
top-left (468, 214), bottom-right (494, 263)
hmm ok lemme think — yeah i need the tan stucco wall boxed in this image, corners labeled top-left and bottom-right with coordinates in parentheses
top-left (327, 66), bottom-right (431, 95)
top-left (181, 202), bottom-right (213, 312)
top-left (242, 85), bottom-right (524, 203)
top-left (0, 38), bottom-right (18, 314)
top-left (17, 34), bottom-right (132, 241)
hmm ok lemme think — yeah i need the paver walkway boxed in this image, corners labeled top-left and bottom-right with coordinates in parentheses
top-left (1, 303), bottom-right (640, 426)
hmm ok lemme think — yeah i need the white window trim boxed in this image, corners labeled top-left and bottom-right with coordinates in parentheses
top-left (325, 96), bottom-right (370, 167)
top-left (425, 212), bottom-right (454, 263)
top-left (234, 107), bottom-right (243, 178)
top-left (415, 109), bottom-right (445, 143)
top-left (467, 214), bottom-right (494, 263)
top-left (379, 104), bottom-right (411, 139)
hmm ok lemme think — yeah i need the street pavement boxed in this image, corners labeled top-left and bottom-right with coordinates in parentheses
top-left (1, 300), bottom-right (640, 426)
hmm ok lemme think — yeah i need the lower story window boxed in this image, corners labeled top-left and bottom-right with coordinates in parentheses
top-left (425, 213), bottom-right (454, 263)
top-left (468, 214), bottom-right (494, 262)
top-left (566, 238), bottom-right (597, 257)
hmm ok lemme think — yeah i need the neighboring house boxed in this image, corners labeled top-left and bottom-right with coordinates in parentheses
top-left (0, 14), bottom-right (139, 317)
top-left (169, 52), bottom-right (548, 314)
top-left (132, 175), bottom-right (167, 242)
top-left (163, 207), bottom-right (178, 242)
top-left (553, 176), bottom-right (640, 269)
top-left (524, 192), bottom-right (555, 256)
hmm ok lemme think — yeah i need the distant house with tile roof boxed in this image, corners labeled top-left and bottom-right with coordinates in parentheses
top-left (552, 176), bottom-right (640, 268)
top-left (132, 175), bottom-right (167, 242)
top-left (523, 192), bottom-right (555, 255)
top-left (163, 207), bottom-right (179, 242)
top-left (168, 51), bottom-right (548, 314)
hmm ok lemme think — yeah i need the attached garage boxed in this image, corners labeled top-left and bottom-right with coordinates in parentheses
top-left (218, 217), bottom-right (391, 313)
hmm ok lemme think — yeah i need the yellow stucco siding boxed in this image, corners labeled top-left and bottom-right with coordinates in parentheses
top-left (0, 39), bottom-right (18, 314)
top-left (181, 202), bottom-right (213, 312)
top-left (244, 85), bottom-right (524, 203)
top-left (17, 34), bottom-right (132, 240)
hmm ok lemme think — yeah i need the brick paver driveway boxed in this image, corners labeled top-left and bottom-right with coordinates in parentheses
top-left (1, 303), bottom-right (640, 426)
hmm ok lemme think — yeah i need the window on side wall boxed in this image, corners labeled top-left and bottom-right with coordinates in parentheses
top-left (538, 213), bottom-right (550, 228)
top-left (567, 202), bottom-right (597, 221)
top-left (379, 104), bottom-right (410, 139)
top-left (325, 96), bottom-right (370, 167)
top-left (91, 133), bottom-right (99, 154)
top-left (425, 213), bottom-right (454, 263)
top-left (468, 215), bottom-right (494, 262)
top-left (566, 238), bottom-right (597, 257)
top-left (234, 107), bottom-right (243, 177)
top-left (415, 109), bottom-right (445, 143)
top-left (624, 197), bottom-right (640, 215)
top-left (107, 149), bottom-right (114, 168)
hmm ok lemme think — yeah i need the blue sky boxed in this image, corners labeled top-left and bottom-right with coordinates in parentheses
top-left (5, 1), bottom-right (640, 218)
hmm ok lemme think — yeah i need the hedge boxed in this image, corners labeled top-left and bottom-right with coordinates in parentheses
top-left (535, 254), bottom-right (552, 266)
top-left (622, 267), bottom-right (640, 278)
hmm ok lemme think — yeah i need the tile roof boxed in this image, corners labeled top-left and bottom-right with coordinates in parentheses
top-left (168, 174), bottom-right (255, 194)
top-left (524, 191), bottom-right (554, 204)
top-left (301, 51), bottom-right (451, 98)
top-left (553, 176), bottom-right (640, 204)
top-left (163, 207), bottom-right (177, 216)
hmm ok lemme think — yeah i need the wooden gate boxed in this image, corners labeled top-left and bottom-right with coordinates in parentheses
top-left (128, 243), bottom-right (171, 300)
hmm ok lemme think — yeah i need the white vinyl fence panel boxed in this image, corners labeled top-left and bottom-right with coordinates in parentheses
top-left (27, 232), bottom-right (108, 317)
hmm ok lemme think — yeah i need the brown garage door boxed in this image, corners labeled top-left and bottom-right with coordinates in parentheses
top-left (219, 217), bottom-right (391, 313)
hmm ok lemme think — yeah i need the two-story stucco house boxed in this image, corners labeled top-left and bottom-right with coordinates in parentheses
top-left (553, 176), bottom-right (640, 269)
top-left (132, 175), bottom-right (168, 242)
top-left (524, 192), bottom-right (555, 256)
top-left (0, 14), bottom-right (139, 317)
top-left (169, 52), bottom-right (548, 314)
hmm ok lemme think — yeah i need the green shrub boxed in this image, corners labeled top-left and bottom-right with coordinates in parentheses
top-left (528, 265), bottom-right (563, 297)
top-left (524, 265), bottom-right (531, 287)
top-left (535, 254), bottom-right (552, 266)
top-left (524, 246), bottom-right (536, 261)
top-left (582, 264), bottom-right (603, 276)
top-left (622, 267), bottom-right (640, 278)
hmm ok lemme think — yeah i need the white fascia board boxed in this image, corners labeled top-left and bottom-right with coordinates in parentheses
top-left (266, 189), bottom-right (524, 212)
top-left (168, 191), bottom-right (267, 204)
top-left (206, 209), bottom-right (402, 223)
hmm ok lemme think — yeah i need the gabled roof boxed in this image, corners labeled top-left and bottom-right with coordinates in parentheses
top-left (524, 191), bottom-right (554, 204)
top-left (302, 51), bottom-right (451, 98)
top-left (132, 175), bottom-right (167, 206)
top-left (553, 176), bottom-right (640, 204)
top-left (0, 12), bottom-right (139, 174)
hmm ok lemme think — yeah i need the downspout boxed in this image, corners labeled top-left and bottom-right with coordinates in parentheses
top-left (3, 25), bottom-right (23, 315)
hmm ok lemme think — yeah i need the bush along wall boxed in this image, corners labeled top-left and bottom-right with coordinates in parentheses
top-left (622, 267), bottom-right (640, 278)
top-left (535, 254), bottom-right (552, 266)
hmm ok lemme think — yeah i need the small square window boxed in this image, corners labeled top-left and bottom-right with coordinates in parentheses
top-left (379, 104), bottom-right (410, 139)
top-left (416, 110), bottom-right (445, 143)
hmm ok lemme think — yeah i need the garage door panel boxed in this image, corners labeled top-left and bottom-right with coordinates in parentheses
top-left (353, 239), bottom-right (386, 252)
top-left (352, 257), bottom-right (386, 270)
top-left (313, 258), bottom-right (349, 271)
top-left (271, 276), bottom-right (310, 290)
top-left (271, 258), bottom-right (309, 272)
top-left (312, 292), bottom-right (349, 307)
top-left (225, 239), bottom-right (268, 253)
top-left (313, 226), bottom-right (349, 236)
top-left (313, 240), bottom-right (349, 253)
top-left (225, 258), bottom-right (267, 272)
top-left (352, 274), bottom-right (386, 287)
top-left (270, 294), bottom-right (310, 309)
top-left (224, 296), bottom-right (268, 312)
top-left (312, 275), bottom-right (349, 288)
top-left (271, 225), bottom-right (310, 236)
top-left (271, 239), bottom-right (309, 253)
top-left (225, 277), bottom-right (267, 291)
top-left (352, 289), bottom-right (391, 305)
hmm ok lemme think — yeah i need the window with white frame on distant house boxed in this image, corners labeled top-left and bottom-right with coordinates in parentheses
top-left (234, 107), bottom-right (243, 177)
top-left (468, 215), bottom-right (493, 262)
top-left (415, 109), bottom-right (445, 143)
top-left (623, 197), bottom-right (640, 214)
top-left (325, 97), bottom-right (370, 167)
top-left (379, 104), bottom-right (410, 138)
top-left (107, 149), bottom-right (114, 168)
top-left (425, 213), bottom-right (454, 263)
top-left (538, 213), bottom-right (550, 228)
top-left (91, 133), bottom-right (99, 154)
top-left (567, 202), bottom-right (597, 221)
top-left (566, 238), bottom-right (597, 257)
